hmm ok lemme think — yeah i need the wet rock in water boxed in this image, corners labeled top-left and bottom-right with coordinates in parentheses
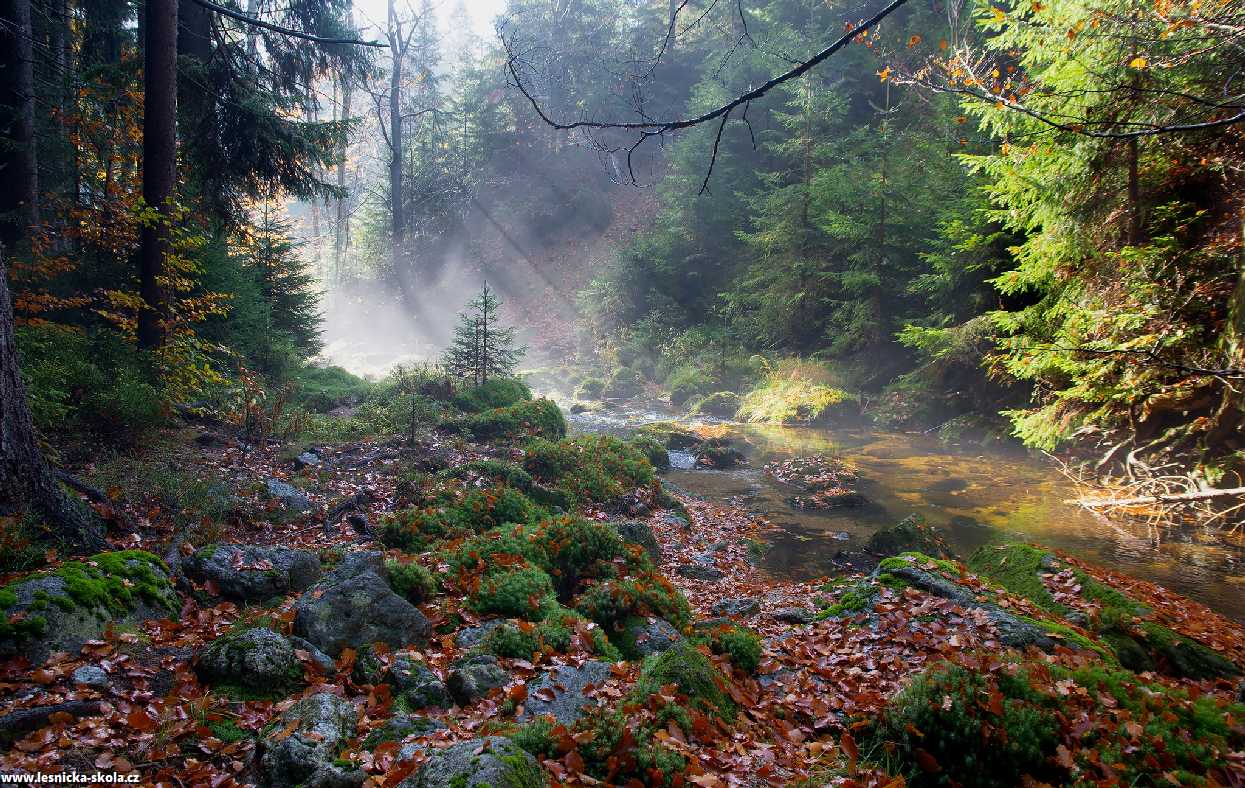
top-left (676, 563), bottom-right (725, 581)
top-left (615, 520), bottom-right (661, 562)
top-left (447, 655), bottom-right (508, 705)
top-left (625, 616), bottom-right (683, 657)
top-left (772, 607), bottom-right (815, 625)
top-left (266, 478), bottom-right (313, 512)
top-left (0, 550), bottom-right (177, 664)
top-left (765, 455), bottom-right (865, 510)
top-left (195, 627), bottom-right (302, 692)
top-left (293, 558), bottom-right (429, 657)
top-left (712, 597), bottom-right (760, 617)
top-left (517, 660), bottom-right (612, 725)
top-left (398, 736), bottom-right (542, 788)
top-left (696, 442), bottom-right (745, 469)
top-left (180, 543), bottom-right (321, 603)
top-left (688, 391), bottom-right (741, 419)
top-left (390, 656), bottom-right (452, 709)
top-left (865, 514), bottom-right (955, 559)
top-left (454, 619), bottom-right (507, 650)
top-left (260, 693), bottom-right (362, 788)
top-left (667, 450), bottom-right (698, 470)
top-left (71, 664), bottom-right (109, 689)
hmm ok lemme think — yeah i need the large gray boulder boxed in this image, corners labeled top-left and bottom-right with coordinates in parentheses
top-left (0, 550), bottom-right (177, 664)
top-left (517, 661), bottom-right (612, 725)
top-left (390, 656), bottom-right (452, 709)
top-left (293, 559), bottom-right (429, 657)
top-left (624, 617), bottom-right (683, 657)
top-left (712, 597), bottom-right (760, 618)
top-left (266, 478), bottom-right (313, 512)
top-left (454, 619), bottom-right (506, 650)
top-left (180, 543), bottom-right (321, 603)
top-left (399, 736), bottom-right (543, 788)
top-left (195, 627), bottom-right (302, 692)
top-left (446, 655), bottom-right (508, 705)
top-left (615, 521), bottom-right (661, 563)
top-left (260, 693), bottom-right (362, 788)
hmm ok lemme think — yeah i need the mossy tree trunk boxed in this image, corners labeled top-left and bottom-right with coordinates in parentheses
top-left (0, 248), bottom-right (105, 553)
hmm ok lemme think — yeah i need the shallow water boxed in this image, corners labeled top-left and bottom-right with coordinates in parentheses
top-left (567, 401), bottom-right (1245, 623)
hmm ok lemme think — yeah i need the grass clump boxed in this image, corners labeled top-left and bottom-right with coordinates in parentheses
top-left (438, 460), bottom-right (534, 493)
top-left (442, 398), bottom-right (566, 442)
top-left (289, 365), bottom-right (373, 413)
top-left (736, 359), bottom-right (853, 425)
top-left (524, 434), bottom-right (655, 508)
top-left (451, 378), bottom-right (531, 413)
top-left (386, 560), bottom-right (437, 605)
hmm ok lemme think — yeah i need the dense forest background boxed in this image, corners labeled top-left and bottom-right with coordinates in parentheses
top-left (2, 0), bottom-right (1243, 525)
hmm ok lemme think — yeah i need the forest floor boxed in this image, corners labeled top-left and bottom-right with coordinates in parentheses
top-left (2, 415), bottom-right (1245, 786)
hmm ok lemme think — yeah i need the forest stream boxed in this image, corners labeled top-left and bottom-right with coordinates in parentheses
top-left (566, 400), bottom-right (1245, 623)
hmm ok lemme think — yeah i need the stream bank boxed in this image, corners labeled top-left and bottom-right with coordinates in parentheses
top-left (566, 397), bottom-right (1245, 623)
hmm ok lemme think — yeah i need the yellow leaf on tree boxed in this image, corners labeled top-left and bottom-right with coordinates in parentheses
top-left (878, 67), bottom-right (891, 82)
top-left (907, 35), bottom-right (922, 48)
top-left (990, 6), bottom-right (1006, 22)
top-left (1128, 56), bottom-right (1148, 68)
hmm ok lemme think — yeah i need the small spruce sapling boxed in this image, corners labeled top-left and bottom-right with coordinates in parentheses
top-left (442, 282), bottom-right (525, 386)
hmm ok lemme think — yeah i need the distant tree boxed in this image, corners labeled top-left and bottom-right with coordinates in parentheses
top-left (442, 283), bottom-right (525, 385)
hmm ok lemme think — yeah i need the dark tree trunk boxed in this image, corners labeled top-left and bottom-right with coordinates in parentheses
top-left (388, 0), bottom-right (405, 275)
top-left (0, 248), bottom-right (105, 553)
top-left (0, 0), bottom-right (40, 249)
top-left (137, 0), bottom-right (178, 351)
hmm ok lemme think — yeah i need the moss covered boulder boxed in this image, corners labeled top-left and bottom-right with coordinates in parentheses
top-left (399, 736), bottom-right (544, 788)
top-left (293, 555), bottom-right (430, 657)
top-left (865, 515), bottom-right (955, 560)
top-left (259, 693), bottom-right (362, 788)
top-left (687, 391), bottom-right (740, 419)
top-left (0, 550), bottom-right (177, 664)
top-left (968, 543), bottom-right (1240, 679)
top-left (195, 627), bottom-right (303, 696)
top-left (517, 660), bottom-right (612, 725)
top-left (179, 543), bottom-right (321, 603)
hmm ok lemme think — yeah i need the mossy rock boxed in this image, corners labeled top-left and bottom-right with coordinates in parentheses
top-left (967, 542), bottom-right (1238, 678)
top-left (0, 550), bottom-right (177, 663)
top-left (573, 377), bottom-right (606, 400)
top-left (195, 626), bottom-right (304, 697)
top-left (441, 399), bottom-right (566, 443)
top-left (686, 391), bottom-right (740, 419)
top-left (866, 515), bottom-right (955, 559)
top-left (400, 735), bottom-right (544, 787)
top-left (632, 641), bottom-right (735, 721)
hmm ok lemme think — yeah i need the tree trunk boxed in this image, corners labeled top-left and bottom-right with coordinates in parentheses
top-left (335, 74), bottom-right (352, 284)
top-left (0, 0), bottom-right (40, 250)
top-left (137, 0), bottom-right (178, 351)
top-left (0, 248), bottom-right (105, 553)
top-left (388, 0), bottom-right (405, 276)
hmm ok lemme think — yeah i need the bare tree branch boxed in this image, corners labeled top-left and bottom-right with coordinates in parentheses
top-left (188, 0), bottom-right (388, 47)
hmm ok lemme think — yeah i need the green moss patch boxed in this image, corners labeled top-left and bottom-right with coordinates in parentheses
top-left (442, 398), bottom-right (566, 443)
top-left (524, 434), bottom-right (656, 508)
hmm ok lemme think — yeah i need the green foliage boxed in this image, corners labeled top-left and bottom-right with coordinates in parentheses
top-left (442, 399), bottom-right (566, 443)
top-left (480, 607), bottom-right (620, 661)
top-left (572, 575), bottom-right (690, 636)
top-left (452, 377), bottom-right (531, 413)
top-left (870, 662), bottom-right (1059, 786)
top-left (686, 391), bottom-right (741, 419)
top-left (16, 324), bottom-right (166, 445)
top-left (737, 359), bottom-right (853, 425)
top-left (627, 435), bottom-right (670, 472)
top-left (469, 565), bottom-right (556, 619)
top-left (666, 365), bottom-right (717, 407)
top-left (438, 460), bottom-right (535, 493)
top-left (700, 624), bottom-right (762, 674)
top-left (573, 377), bottom-right (606, 400)
top-left (442, 283), bottom-right (526, 385)
top-left (386, 560), bottom-right (437, 605)
top-left (632, 641), bottom-right (735, 721)
top-left (288, 365), bottom-right (373, 413)
top-left (381, 486), bottom-right (544, 552)
top-left (523, 434), bottom-right (655, 508)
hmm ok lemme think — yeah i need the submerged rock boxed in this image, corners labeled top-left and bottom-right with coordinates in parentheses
top-left (866, 515), bottom-right (955, 559)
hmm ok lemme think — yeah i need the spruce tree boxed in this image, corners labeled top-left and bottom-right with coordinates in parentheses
top-left (442, 282), bottom-right (524, 385)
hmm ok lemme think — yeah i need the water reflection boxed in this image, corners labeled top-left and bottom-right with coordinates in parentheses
top-left (565, 401), bottom-right (1245, 622)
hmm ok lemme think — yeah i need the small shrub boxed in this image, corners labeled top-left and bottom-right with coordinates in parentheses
top-left (870, 662), bottom-right (1058, 786)
top-left (603, 367), bottom-right (643, 398)
top-left (386, 560), bottom-right (437, 605)
top-left (452, 378), bottom-right (532, 413)
top-left (574, 377), bottom-right (606, 400)
top-left (290, 365), bottom-right (373, 413)
top-left (439, 460), bottom-right (534, 492)
top-left (686, 391), bottom-right (740, 419)
top-left (480, 607), bottom-right (620, 660)
top-left (470, 565), bottom-right (556, 619)
top-left (573, 575), bottom-right (690, 634)
top-left (633, 641), bottom-right (734, 720)
top-left (381, 487), bottom-right (544, 552)
top-left (627, 435), bottom-right (670, 471)
top-left (701, 624), bottom-right (762, 674)
top-left (531, 515), bottom-right (631, 597)
top-left (443, 399), bottom-right (566, 442)
top-left (524, 435), bottom-right (655, 508)
top-left (666, 365), bottom-right (716, 407)
top-left (736, 359), bottom-right (855, 425)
